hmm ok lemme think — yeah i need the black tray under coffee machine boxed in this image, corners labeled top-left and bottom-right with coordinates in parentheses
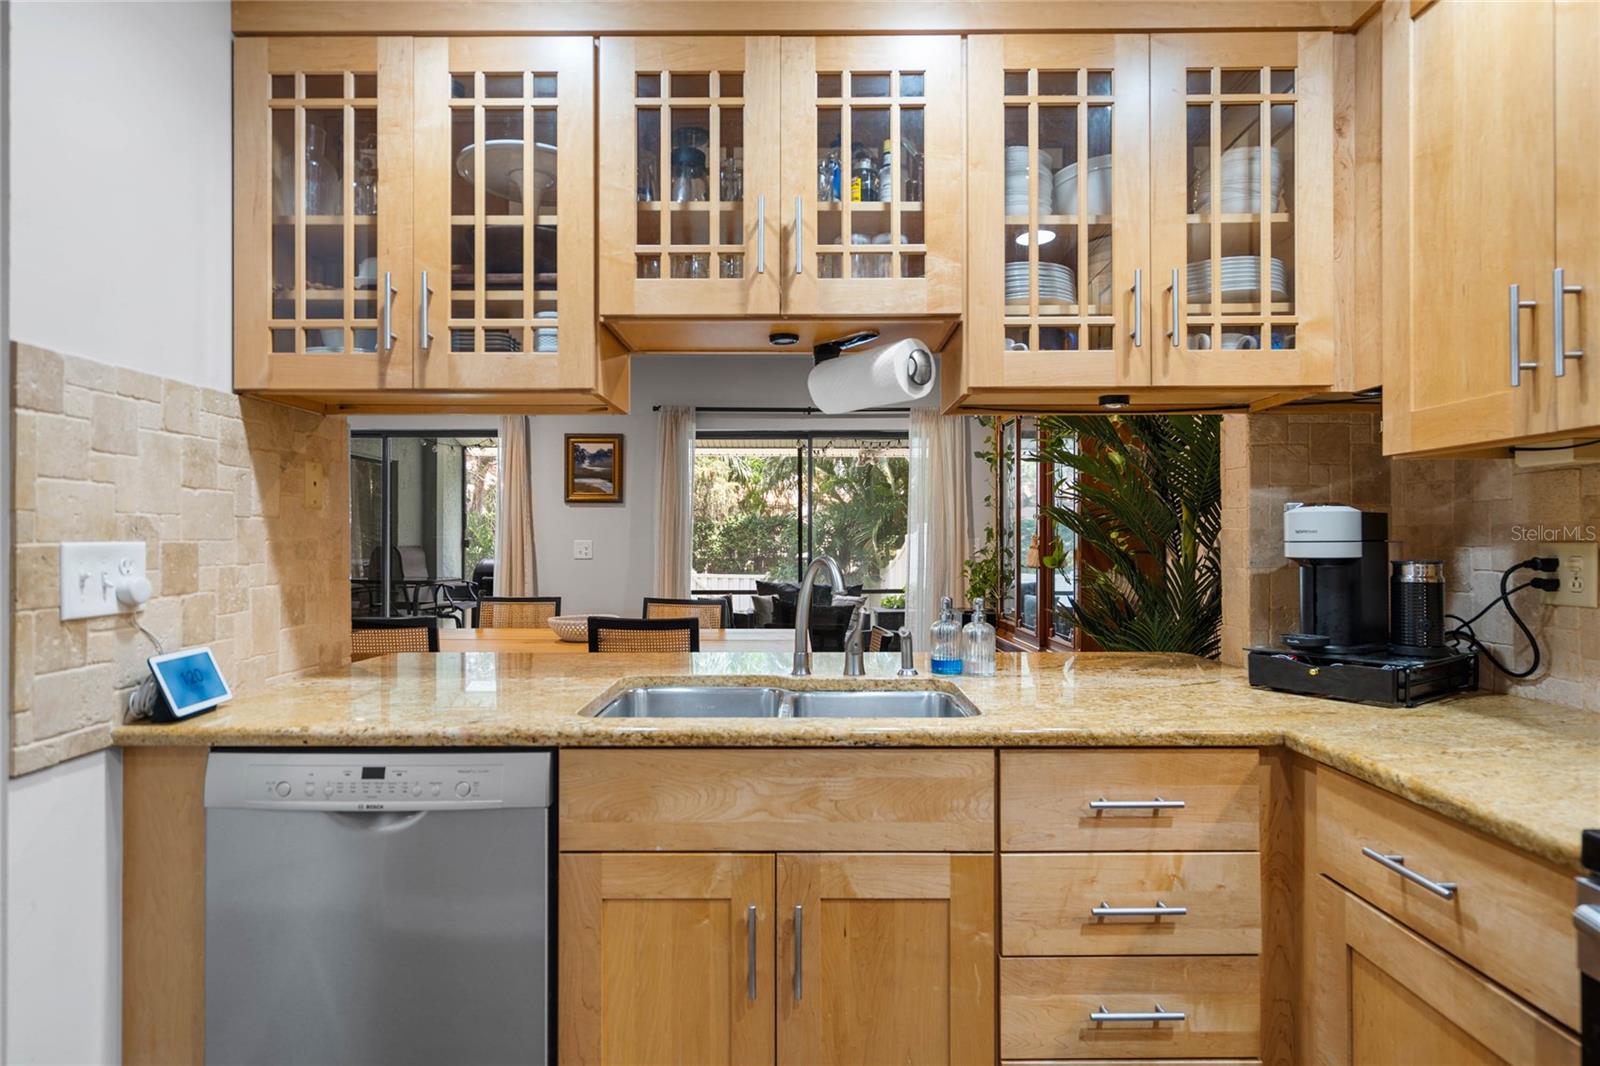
top-left (1246, 503), bottom-right (1476, 706)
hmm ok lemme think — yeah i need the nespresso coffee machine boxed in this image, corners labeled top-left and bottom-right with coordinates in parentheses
top-left (1247, 503), bottom-right (1476, 706)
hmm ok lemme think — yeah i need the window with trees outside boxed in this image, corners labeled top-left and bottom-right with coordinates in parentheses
top-left (692, 432), bottom-right (910, 609)
top-left (994, 416), bottom-right (1076, 650)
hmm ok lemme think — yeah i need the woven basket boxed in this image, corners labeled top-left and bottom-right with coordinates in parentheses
top-left (549, 614), bottom-right (615, 642)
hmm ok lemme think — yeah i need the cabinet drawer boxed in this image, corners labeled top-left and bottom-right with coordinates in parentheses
top-left (1313, 768), bottom-right (1579, 1029)
top-left (1002, 852), bottom-right (1261, 957)
top-left (1001, 750), bottom-right (1261, 851)
top-left (559, 749), bottom-right (994, 851)
top-left (1001, 956), bottom-right (1261, 1060)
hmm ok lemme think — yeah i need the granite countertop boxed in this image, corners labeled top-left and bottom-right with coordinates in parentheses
top-left (113, 651), bottom-right (1600, 868)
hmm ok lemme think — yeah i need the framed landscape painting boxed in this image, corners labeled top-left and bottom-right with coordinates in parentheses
top-left (564, 434), bottom-right (624, 503)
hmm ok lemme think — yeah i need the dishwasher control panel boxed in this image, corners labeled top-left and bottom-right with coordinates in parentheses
top-left (204, 751), bottom-right (552, 812)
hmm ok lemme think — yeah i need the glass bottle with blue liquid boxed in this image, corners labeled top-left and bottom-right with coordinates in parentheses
top-left (930, 596), bottom-right (963, 675)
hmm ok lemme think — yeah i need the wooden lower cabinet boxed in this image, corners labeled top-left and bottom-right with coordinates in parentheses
top-left (559, 851), bottom-right (994, 1066)
top-left (1310, 880), bottom-right (1579, 1066)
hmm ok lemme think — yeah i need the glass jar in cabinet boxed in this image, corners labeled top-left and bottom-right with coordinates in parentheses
top-left (412, 38), bottom-right (598, 393)
top-left (1150, 33), bottom-right (1335, 389)
top-left (962, 35), bottom-right (1152, 399)
top-left (234, 38), bottom-right (414, 393)
top-left (598, 37), bottom-right (782, 317)
top-left (781, 37), bottom-right (964, 316)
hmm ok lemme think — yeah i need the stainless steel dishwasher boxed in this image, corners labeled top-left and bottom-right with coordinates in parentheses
top-left (204, 750), bottom-right (552, 1065)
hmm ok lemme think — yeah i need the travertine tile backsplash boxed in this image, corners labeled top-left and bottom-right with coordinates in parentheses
top-left (1221, 411), bottom-right (1600, 711)
top-left (10, 343), bottom-right (350, 774)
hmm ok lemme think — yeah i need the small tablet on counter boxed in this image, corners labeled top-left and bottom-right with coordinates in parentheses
top-left (146, 646), bottom-right (233, 720)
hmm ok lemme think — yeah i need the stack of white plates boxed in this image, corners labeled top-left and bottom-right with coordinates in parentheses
top-left (1005, 147), bottom-right (1054, 216)
top-left (533, 310), bottom-right (557, 353)
top-left (453, 329), bottom-right (523, 353)
top-left (1192, 146), bottom-right (1283, 213)
top-left (1006, 261), bottom-right (1076, 304)
top-left (1186, 256), bottom-right (1288, 301)
top-left (1052, 155), bottom-right (1113, 216)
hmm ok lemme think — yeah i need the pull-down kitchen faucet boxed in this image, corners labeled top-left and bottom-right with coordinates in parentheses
top-left (792, 555), bottom-right (846, 677)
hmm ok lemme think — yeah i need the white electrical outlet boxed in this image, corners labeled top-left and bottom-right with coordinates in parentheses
top-left (573, 539), bottom-right (594, 560)
top-left (59, 541), bottom-right (148, 620)
top-left (1542, 542), bottom-right (1599, 608)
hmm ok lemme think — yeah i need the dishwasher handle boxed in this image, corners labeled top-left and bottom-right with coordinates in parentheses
top-left (323, 810), bottom-right (430, 832)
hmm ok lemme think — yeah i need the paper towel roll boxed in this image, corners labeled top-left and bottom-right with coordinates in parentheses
top-left (807, 338), bottom-right (935, 413)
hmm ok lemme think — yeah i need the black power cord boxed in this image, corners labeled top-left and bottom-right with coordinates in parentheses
top-left (1444, 557), bottom-right (1559, 679)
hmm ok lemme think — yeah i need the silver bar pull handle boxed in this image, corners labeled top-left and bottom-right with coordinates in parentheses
top-left (1361, 846), bottom-right (1457, 899)
top-left (1132, 268), bottom-right (1144, 348)
top-left (1555, 267), bottom-right (1584, 376)
top-left (418, 270), bottom-right (433, 351)
top-left (792, 904), bottom-right (804, 1001)
top-left (1091, 1003), bottom-right (1186, 1024)
top-left (1510, 283), bottom-right (1538, 386)
top-left (1089, 796), bottom-right (1186, 811)
top-left (1091, 900), bottom-right (1188, 918)
top-left (757, 194), bottom-right (767, 274)
top-left (746, 904), bottom-right (758, 1001)
top-left (1168, 267), bottom-right (1180, 346)
top-left (382, 270), bottom-right (397, 353)
top-left (794, 194), bottom-right (804, 275)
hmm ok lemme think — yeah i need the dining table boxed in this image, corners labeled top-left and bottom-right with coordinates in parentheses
top-left (436, 626), bottom-right (799, 654)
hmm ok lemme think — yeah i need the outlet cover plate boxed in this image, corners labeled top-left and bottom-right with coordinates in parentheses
top-left (573, 539), bottom-right (594, 560)
top-left (60, 541), bottom-right (148, 621)
top-left (1543, 542), bottom-right (1598, 608)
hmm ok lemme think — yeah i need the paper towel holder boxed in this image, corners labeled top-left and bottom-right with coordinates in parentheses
top-left (811, 329), bottom-right (880, 364)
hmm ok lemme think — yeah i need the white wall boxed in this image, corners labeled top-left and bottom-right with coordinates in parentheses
top-left (5, 3), bottom-right (232, 1061)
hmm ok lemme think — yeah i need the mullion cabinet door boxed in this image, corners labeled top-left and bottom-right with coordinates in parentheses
top-left (965, 34), bottom-right (1151, 395)
top-left (1150, 32), bottom-right (1335, 389)
top-left (781, 36), bottom-right (964, 316)
top-left (598, 37), bottom-right (782, 317)
top-left (413, 37), bottom-right (596, 392)
top-left (234, 37), bottom-right (414, 393)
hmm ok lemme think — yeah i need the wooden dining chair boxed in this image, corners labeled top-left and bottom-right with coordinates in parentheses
top-left (642, 596), bottom-right (729, 631)
top-left (473, 596), bottom-right (563, 628)
top-left (587, 616), bottom-right (700, 653)
top-left (351, 617), bottom-right (439, 661)
top-left (867, 625), bottom-right (900, 653)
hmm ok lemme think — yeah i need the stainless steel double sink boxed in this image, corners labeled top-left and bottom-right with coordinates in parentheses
top-left (591, 685), bottom-right (979, 719)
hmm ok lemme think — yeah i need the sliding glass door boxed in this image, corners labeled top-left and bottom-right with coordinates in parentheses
top-left (692, 432), bottom-right (910, 603)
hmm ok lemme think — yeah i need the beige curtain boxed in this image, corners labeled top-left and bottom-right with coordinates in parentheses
top-left (906, 409), bottom-right (974, 640)
top-left (653, 406), bottom-right (695, 598)
top-left (495, 415), bottom-right (538, 596)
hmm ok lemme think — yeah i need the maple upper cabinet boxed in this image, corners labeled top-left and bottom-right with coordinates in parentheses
top-left (1383, 0), bottom-right (1600, 455)
top-left (1150, 32), bottom-right (1335, 390)
top-left (961, 35), bottom-right (1152, 402)
top-left (412, 37), bottom-right (602, 396)
top-left (235, 38), bottom-right (415, 394)
top-left (950, 31), bottom-right (1335, 409)
top-left (597, 37), bottom-right (782, 318)
top-left (235, 36), bottom-right (623, 411)
top-left (781, 37), bottom-right (964, 316)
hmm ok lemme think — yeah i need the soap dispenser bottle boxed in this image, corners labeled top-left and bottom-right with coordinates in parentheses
top-left (930, 596), bottom-right (963, 675)
top-left (962, 597), bottom-right (996, 677)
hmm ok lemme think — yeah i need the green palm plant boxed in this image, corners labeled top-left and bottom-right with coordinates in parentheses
top-left (1034, 415), bottom-right (1222, 657)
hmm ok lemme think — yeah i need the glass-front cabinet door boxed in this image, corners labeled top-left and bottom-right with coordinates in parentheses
top-left (598, 37), bottom-right (781, 317)
top-left (781, 37), bottom-right (964, 316)
top-left (1150, 33), bottom-right (1334, 388)
top-left (965, 35), bottom-right (1150, 392)
top-left (413, 38), bottom-right (596, 392)
top-left (235, 38), bottom-right (414, 393)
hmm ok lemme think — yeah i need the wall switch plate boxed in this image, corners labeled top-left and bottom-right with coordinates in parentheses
top-left (1543, 542), bottom-right (1598, 608)
top-left (59, 541), bottom-right (148, 621)
top-left (573, 539), bottom-right (594, 560)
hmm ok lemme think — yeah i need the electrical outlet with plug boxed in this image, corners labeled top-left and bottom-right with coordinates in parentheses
top-left (1541, 542), bottom-right (1598, 608)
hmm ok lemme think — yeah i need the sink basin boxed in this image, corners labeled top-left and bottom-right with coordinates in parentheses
top-left (593, 686), bottom-right (788, 718)
top-left (789, 689), bottom-right (978, 719)
top-left (590, 685), bottom-right (979, 719)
